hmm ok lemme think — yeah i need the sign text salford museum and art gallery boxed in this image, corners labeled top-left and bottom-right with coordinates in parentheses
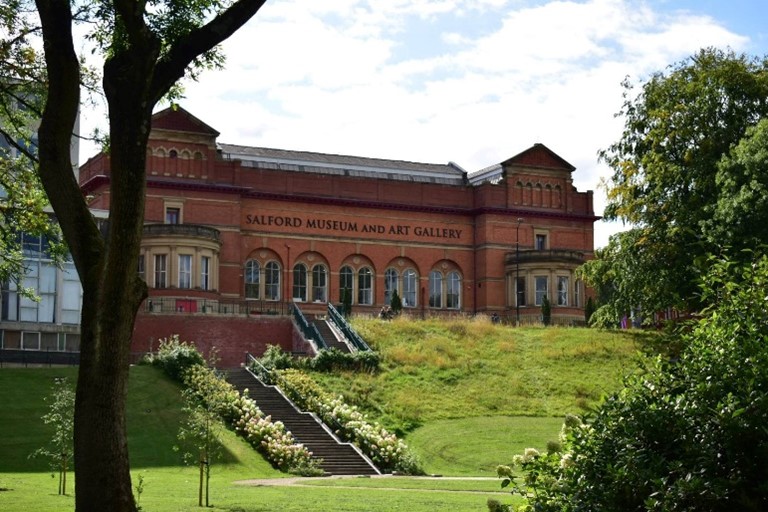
top-left (244, 214), bottom-right (463, 240)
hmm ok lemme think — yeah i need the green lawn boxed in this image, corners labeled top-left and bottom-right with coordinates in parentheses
top-left (0, 321), bottom-right (646, 510)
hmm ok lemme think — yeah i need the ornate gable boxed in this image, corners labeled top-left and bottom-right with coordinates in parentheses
top-left (151, 106), bottom-right (220, 137)
top-left (501, 143), bottom-right (575, 172)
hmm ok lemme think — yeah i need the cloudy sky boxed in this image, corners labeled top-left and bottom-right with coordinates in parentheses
top-left (80, 0), bottom-right (768, 248)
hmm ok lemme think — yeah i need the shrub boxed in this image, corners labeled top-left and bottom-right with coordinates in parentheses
top-left (276, 369), bottom-right (422, 474)
top-left (144, 335), bottom-right (205, 382)
top-left (541, 295), bottom-right (551, 326)
top-left (501, 255), bottom-right (768, 512)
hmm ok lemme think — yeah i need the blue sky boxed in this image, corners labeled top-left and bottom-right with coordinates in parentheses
top-left (80, 0), bottom-right (768, 248)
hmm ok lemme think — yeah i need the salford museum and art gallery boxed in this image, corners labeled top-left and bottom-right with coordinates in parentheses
top-left (3, 106), bottom-right (598, 365)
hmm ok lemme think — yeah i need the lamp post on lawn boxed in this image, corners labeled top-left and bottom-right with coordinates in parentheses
top-left (515, 218), bottom-right (523, 326)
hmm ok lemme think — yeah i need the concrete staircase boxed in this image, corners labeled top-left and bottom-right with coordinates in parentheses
top-left (226, 367), bottom-right (379, 476)
top-left (312, 318), bottom-right (351, 353)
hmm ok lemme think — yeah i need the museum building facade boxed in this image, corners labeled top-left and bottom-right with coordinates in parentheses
top-left (77, 107), bottom-right (597, 357)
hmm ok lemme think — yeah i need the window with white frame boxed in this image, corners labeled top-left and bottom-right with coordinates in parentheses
top-left (535, 276), bottom-right (548, 306)
top-left (154, 254), bottom-right (167, 288)
top-left (357, 267), bottom-right (373, 305)
top-left (384, 268), bottom-right (398, 305)
top-left (265, 261), bottom-right (281, 301)
top-left (293, 264), bottom-right (307, 301)
top-left (312, 265), bottom-right (327, 302)
top-left (200, 256), bottom-right (211, 290)
top-left (403, 269), bottom-right (417, 307)
top-left (339, 265), bottom-right (354, 304)
top-left (447, 271), bottom-right (461, 309)
top-left (178, 254), bottom-right (192, 289)
top-left (557, 276), bottom-right (569, 306)
top-left (429, 271), bottom-right (443, 308)
top-left (245, 260), bottom-right (260, 299)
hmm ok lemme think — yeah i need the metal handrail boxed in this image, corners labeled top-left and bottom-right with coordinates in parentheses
top-left (292, 304), bottom-right (328, 350)
top-left (327, 303), bottom-right (371, 352)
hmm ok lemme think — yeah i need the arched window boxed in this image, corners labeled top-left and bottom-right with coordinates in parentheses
top-left (244, 260), bottom-right (260, 299)
top-left (403, 269), bottom-right (417, 307)
top-left (384, 268), bottom-right (398, 306)
top-left (312, 265), bottom-right (327, 302)
top-left (429, 271), bottom-right (443, 308)
top-left (169, 149), bottom-right (178, 159)
top-left (292, 264), bottom-right (307, 301)
top-left (358, 267), bottom-right (373, 305)
top-left (265, 261), bottom-right (281, 301)
top-left (447, 271), bottom-right (461, 309)
top-left (339, 265), bottom-right (354, 304)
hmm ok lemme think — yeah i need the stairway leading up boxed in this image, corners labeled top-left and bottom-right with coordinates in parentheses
top-left (226, 367), bottom-right (379, 476)
top-left (311, 318), bottom-right (351, 353)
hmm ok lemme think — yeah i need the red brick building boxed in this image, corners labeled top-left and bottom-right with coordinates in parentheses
top-left (79, 107), bottom-right (598, 363)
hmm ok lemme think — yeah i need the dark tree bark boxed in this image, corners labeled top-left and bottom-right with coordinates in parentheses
top-left (34, 1), bottom-right (267, 510)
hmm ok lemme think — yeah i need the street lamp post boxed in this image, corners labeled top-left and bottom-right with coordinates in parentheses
top-left (515, 218), bottom-right (523, 326)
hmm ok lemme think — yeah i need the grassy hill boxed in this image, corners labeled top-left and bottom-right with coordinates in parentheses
top-left (0, 320), bottom-right (651, 509)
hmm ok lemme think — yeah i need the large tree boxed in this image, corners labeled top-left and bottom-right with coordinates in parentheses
top-left (582, 48), bottom-right (768, 323)
top-left (30, 0), bottom-right (266, 510)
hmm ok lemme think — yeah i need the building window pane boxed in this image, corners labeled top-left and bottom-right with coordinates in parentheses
top-left (429, 271), bottom-right (443, 308)
top-left (265, 261), bottom-right (280, 301)
top-left (165, 207), bottom-right (181, 224)
top-left (357, 268), bottom-right (372, 305)
top-left (340, 266), bottom-right (354, 304)
top-left (154, 254), bottom-right (167, 288)
top-left (535, 276), bottom-right (548, 306)
top-left (61, 262), bottom-right (82, 324)
top-left (516, 277), bottom-right (526, 307)
top-left (312, 265), bottom-right (327, 302)
top-left (201, 256), bottom-right (210, 290)
top-left (22, 331), bottom-right (40, 350)
top-left (137, 255), bottom-right (145, 281)
top-left (574, 279), bottom-right (581, 308)
top-left (403, 269), bottom-right (417, 307)
top-left (2, 280), bottom-right (18, 321)
top-left (384, 268), bottom-right (398, 306)
top-left (447, 271), bottom-right (461, 309)
top-left (535, 234), bottom-right (547, 250)
top-left (557, 276), bottom-right (569, 306)
top-left (178, 254), bottom-right (192, 289)
top-left (293, 264), bottom-right (307, 301)
top-left (245, 260), bottom-right (260, 299)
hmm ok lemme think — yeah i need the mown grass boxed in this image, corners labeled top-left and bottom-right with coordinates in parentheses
top-left (0, 320), bottom-right (650, 510)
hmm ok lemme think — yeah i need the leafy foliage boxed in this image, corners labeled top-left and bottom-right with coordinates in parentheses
top-left (583, 48), bottom-right (768, 319)
top-left (29, 377), bottom-right (75, 495)
top-left (504, 255), bottom-right (768, 512)
top-left (144, 335), bottom-right (206, 382)
top-left (390, 289), bottom-right (402, 314)
top-left (540, 295), bottom-right (551, 326)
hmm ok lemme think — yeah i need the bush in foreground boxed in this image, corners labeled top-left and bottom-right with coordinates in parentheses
top-left (498, 255), bottom-right (768, 512)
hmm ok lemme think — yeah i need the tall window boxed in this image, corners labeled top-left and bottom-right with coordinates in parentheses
top-left (201, 256), bottom-right (211, 290)
top-left (339, 265), bottom-right (354, 304)
top-left (293, 264), bottom-right (307, 301)
top-left (429, 271), bottom-right (443, 308)
top-left (165, 207), bottom-right (181, 224)
top-left (557, 276), bottom-right (569, 306)
top-left (535, 234), bottom-right (547, 250)
top-left (384, 268), bottom-right (398, 305)
top-left (178, 254), bottom-right (192, 289)
top-left (312, 265), bottom-right (327, 302)
top-left (358, 268), bottom-right (372, 305)
top-left (535, 276), bottom-right (548, 306)
top-left (403, 269), bottom-right (417, 307)
top-left (447, 271), bottom-right (461, 309)
top-left (154, 254), bottom-right (167, 288)
top-left (265, 261), bottom-right (280, 300)
top-left (516, 277), bottom-right (526, 307)
top-left (245, 260), bottom-right (260, 299)
top-left (61, 262), bottom-right (82, 324)
top-left (137, 255), bottom-right (145, 281)
top-left (574, 279), bottom-right (581, 308)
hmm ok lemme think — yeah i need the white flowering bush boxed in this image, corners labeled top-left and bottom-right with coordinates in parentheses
top-left (152, 342), bottom-right (320, 475)
top-left (276, 369), bottom-right (422, 474)
top-left (231, 391), bottom-right (321, 475)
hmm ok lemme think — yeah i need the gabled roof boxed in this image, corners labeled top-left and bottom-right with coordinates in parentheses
top-left (151, 106), bottom-right (220, 137)
top-left (501, 143), bottom-right (576, 172)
